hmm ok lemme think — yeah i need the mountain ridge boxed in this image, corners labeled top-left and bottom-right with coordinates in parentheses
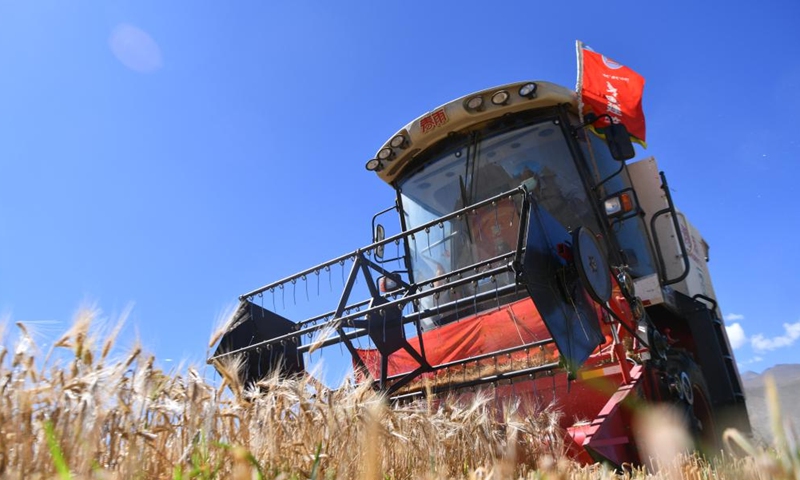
top-left (740, 363), bottom-right (800, 442)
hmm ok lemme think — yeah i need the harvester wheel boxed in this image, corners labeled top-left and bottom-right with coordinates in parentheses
top-left (668, 353), bottom-right (718, 455)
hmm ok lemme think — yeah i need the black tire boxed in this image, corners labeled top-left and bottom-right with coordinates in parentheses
top-left (666, 352), bottom-right (718, 455)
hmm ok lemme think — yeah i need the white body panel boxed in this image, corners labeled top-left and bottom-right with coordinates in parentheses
top-left (626, 157), bottom-right (719, 313)
top-left (673, 212), bottom-right (721, 315)
top-left (633, 273), bottom-right (664, 307)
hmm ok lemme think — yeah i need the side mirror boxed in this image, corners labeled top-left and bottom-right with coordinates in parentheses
top-left (572, 113), bottom-right (636, 162)
top-left (373, 224), bottom-right (385, 260)
top-left (606, 122), bottom-right (636, 161)
top-left (378, 275), bottom-right (399, 293)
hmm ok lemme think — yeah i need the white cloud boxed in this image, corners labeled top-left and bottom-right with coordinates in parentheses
top-left (737, 356), bottom-right (763, 368)
top-left (726, 322), bottom-right (747, 349)
top-left (724, 313), bottom-right (745, 323)
top-left (750, 321), bottom-right (800, 352)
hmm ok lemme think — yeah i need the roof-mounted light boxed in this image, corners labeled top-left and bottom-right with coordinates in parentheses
top-left (377, 147), bottom-right (394, 161)
top-left (365, 158), bottom-right (382, 171)
top-left (389, 134), bottom-right (407, 149)
top-left (491, 90), bottom-right (510, 105)
top-left (464, 95), bottom-right (484, 112)
top-left (518, 82), bottom-right (537, 99)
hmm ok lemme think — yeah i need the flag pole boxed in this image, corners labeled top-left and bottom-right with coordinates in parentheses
top-left (575, 40), bottom-right (585, 123)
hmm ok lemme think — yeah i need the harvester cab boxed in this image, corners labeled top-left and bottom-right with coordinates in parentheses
top-left (209, 80), bottom-right (750, 465)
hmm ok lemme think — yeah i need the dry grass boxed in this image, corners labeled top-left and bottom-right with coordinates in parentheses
top-left (0, 308), bottom-right (797, 479)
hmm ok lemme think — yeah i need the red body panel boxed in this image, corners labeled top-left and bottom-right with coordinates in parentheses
top-left (355, 284), bottom-right (649, 465)
top-left (358, 298), bottom-right (561, 379)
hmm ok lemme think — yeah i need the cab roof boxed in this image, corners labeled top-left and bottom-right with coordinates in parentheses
top-left (369, 81), bottom-right (577, 185)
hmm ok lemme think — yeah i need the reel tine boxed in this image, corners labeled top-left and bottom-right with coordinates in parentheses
top-left (473, 281), bottom-right (478, 314)
top-left (326, 265), bottom-right (332, 292)
top-left (474, 209), bottom-right (483, 242)
top-left (493, 275), bottom-right (501, 310)
top-left (382, 307), bottom-right (387, 344)
top-left (426, 226), bottom-right (430, 253)
top-left (395, 238), bottom-right (401, 270)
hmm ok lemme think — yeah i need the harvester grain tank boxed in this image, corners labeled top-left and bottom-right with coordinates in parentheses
top-left (209, 79), bottom-right (750, 466)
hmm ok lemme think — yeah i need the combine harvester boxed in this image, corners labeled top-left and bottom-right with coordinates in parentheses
top-left (210, 45), bottom-right (750, 465)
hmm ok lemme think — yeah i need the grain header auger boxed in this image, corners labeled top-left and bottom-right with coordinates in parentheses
top-left (209, 79), bottom-right (751, 466)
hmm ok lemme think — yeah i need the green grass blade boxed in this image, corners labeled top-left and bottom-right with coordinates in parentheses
top-left (43, 420), bottom-right (71, 480)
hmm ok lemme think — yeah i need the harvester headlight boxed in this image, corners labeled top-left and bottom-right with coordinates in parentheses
top-left (518, 82), bottom-right (537, 98)
top-left (390, 134), bottom-right (407, 149)
top-left (377, 147), bottom-right (394, 161)
top-left (365, 158), bottom-right (382, 171)
top-left (464, 95), bottom-right (484, 111)
top-left (604, 192), bottom-right (634, 217)
top-left (605, 197), bottom-right (623, 216)
top-left (491, 90), bottom-right (510, 105)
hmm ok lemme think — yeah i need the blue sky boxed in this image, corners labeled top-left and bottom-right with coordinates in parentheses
top-left (1, 1), bottom-right (798, 375)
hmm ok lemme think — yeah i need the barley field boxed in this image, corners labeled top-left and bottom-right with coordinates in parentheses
top-left (1, 309), bottom-right (797, 479)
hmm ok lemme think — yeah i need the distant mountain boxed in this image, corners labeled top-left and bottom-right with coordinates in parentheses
top-left (740, 364), bottom-right (800, 443)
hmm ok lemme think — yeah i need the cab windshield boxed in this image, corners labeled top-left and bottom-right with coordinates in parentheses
top-left (399, 119), bottom-right (598, 297)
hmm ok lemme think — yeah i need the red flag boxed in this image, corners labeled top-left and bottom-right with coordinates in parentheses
top-left (577, 41), bottom-right (646, 146)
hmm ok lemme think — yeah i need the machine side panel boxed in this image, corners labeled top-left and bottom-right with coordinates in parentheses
top-left (627, 157), bottom-right (721, 313)
top-left (673, 212), bottom-right (721, 315)
top-left (627, 157), bottom-right (682, 284)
